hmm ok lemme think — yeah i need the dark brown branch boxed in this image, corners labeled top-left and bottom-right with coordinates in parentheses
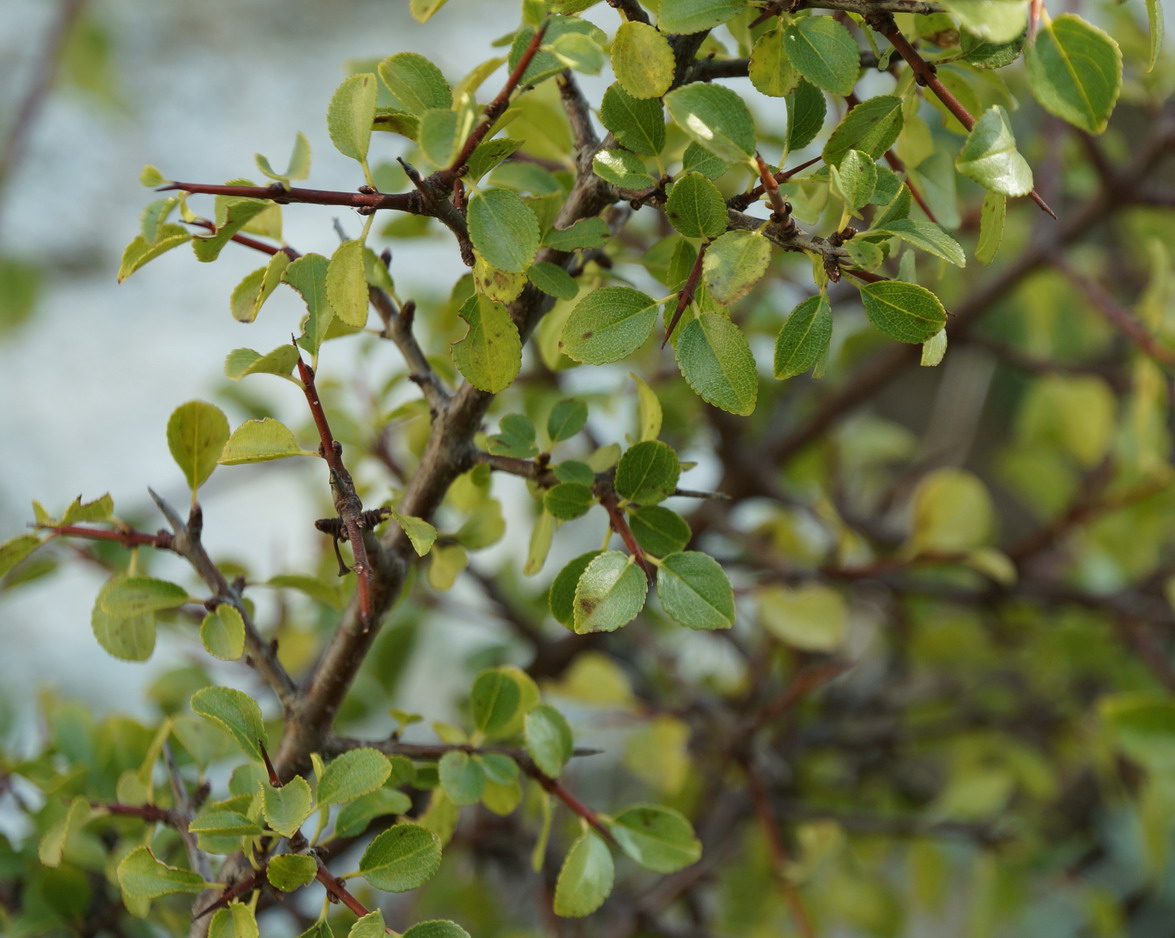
top-left (556, 70), bottom-right (600, 152)
top-left (294, 349), bottom-right (376, 632)
top-left (744, 762), bottom-right (815, 938)
top-left (606, 0), bottom-right (652, 24)
top-left (314, 860), bottom-right (380, 924)
top-left (370, 292), bottom-right (452, 413)
top-left (473, 450), bottom-right (559, 487)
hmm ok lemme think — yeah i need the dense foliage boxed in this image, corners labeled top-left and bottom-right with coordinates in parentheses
top-left (2, 0), bottom-right (1175, 935)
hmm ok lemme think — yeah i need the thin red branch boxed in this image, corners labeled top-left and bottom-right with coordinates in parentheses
top-left (447, 19), bottom-right (551, 175)
top-left (744, 763), bottom-right (816, 938)
top-left (662, 240), bottom-right (708, 346)
top-left (93, 802), bottom-right (180, 825)
top-left (193, 868), bottom-right (267, 920)
top-left (187, 219), bottom-right (300, 259)
top-left (600, 490), bottom-right (654, 582)
top-left (314, 859), bottom-right (382, 924)
top-left (875, 22), bottom-right (1055, 218)
top-left (531, 771), bottom-right (619, 847)
top-left (162, 182), bottom-right (417, 213)
top-left (294, 346), bottom-right (375, 631)
top-left (40, 524), bottom-right (172, 549)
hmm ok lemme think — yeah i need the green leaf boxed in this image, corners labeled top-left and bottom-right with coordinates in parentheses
top-left (610, 804), bottom-right (701, 872)
top-left (593, 148), bottom-right (653, 190)
top-left (438, 751), bottom-right (486, 805)
top-left (192, 201), bottom-right (269, 263)
top-left (209, 905), bottom-right (259, 938)
top-left (167, 401), bottom-right (230, 493)
top-left (656, 551), bottom-right (734, 630)
top-left (219, 418), bottom-right (315, 464)
top-left (759, 583), bottom-right (847, 651)
top-left (976, 191), bottom-right (1005, 264)
top-left (230, 251), bottom-right (291, 324)
top-left (40, 797), bottom-right (92, 867)
top-left (1100, 695), bottom-right (1175, 773)
top-left (665, 83), bottom-right (756, 164)
top-left (562, 286), bottom-right (659, 364)
top-left (188, 810), bottom-right (263, 837)
top-left (468, 189), bottom-right (540, 274)
top-left (611, 21), bottom-right (675, 99)
top-left (418, 108), bottom-right (460, 167)
top-left (525, 705), bottom-right (574, 778)
top-left (823, 95), bottom-right (903, 167)
top-left (955, 105), bottom-right (1033, 196)
top-left (615, 440), bottom-right (680, 505)
top-left (284, 253), bottom-right (333, 354)
top-left (402, 922), bottom-right (472, 938)
top-left (0, 533), bottom-right (42, 579)
top-left (200, 605), bottom-right (245, 661)
top-left (573, 551), bottom-right (648, 633)
top-left (1146, 0), bottom-right (1164, 71)
top-left (267, 854), bottom-right (317, 892)
top-left (547, 398), bottom-right (588, 443)
top-left (392, 511), bottom-right (438, 557)
top-left (360, 823), bottom-right (442, 891)
top-left (774, 294), bottom-right (832, 379)
top-left (349, 912), bottom-right (387, 938)
top-left (788, 80), bottom-right (826, 151)
top-left (909, 468), bottom-right (993, 553)
top-left (117, 846), bottom-right (206, 900)
top-left (1027, 15), bottom-right (1121, 134)
top-left (554, 831), bottom-right (614, 917)
top-left (682, 141), bottom-right (729, 179)
top-left (327, 73), bottom-right (377, 163)
top-left (676, 313), bottom-right (758, 416)
top-left (225, 345), bottom-right (300, 380)
top-left (509, 17), bottom-right (609, 86)
top-left (551, 32), bottom-right (605, 74)
top-left (99, 576), bottom-right (189, 617)
top-left (470, 667), bottom-right (529, 739)
top-left (118, 224), bottom-right (190, 282)
top-left (326, 240), bottom-right (369, 329)
top-left (750, 27), bottom-right (798, 97)
top-left (665, 173), bottom-right (728, 240)
top-left (528, 261), bottom-right (579, 301)
top-left (59, 492), bottom-right (114, 525)
top-left (379, 52), bottom-right (452, 116)
top-left (191, 685), bottom-right (266, 760)
top-left (92, 606), bottom-right (155, 662)
top-left (466, 137), bottom-right (524, 182)
top-left (543, 217), bottom-right (611, 251)
top-left (335, 788), bottom-right (412, 839)
top-left (410, 0), bottom-right (449, 22)
top-left (452, 294), bottom-right (522, 393)
top-left (317, 748), bottom-right (392, 808)
top-left (703, 230), bottom-right (771, 305)
top-left (263, 775), bottom-right (313, 838)
top-left (830, 149), bottom-right (877, 213)
top-left (255, 131), bottom-right (311, 182)
top-left (877, 218), bottom-right (966, 267)
top-left (140, 164), bottom-right (165, 186)
top-left (785, 17), bottom-right (859, 96)
top-left (550, 551), bottom-right (603, 628)
top-left (658, 0), bottom-right (745, 34)
top-left (858, 280), bottom-right (947, 344)
top-left (630, 506), bottom-right (691, 557)
top-left (546, 482), bottom-right (595, 521)
top-left (940, 0), bottom-right (1027, 43)
top-left (960, 29), bottom-right (1025, 68)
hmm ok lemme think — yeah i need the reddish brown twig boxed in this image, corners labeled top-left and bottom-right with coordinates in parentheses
top-left (186, 218), bottom-right (300, 259)
top-left (530, 770), bottom-right (619, 847)
top-left (193, 868), bottom-right (267, 920)
top-left (162, 181), bottom-right (417, 213)
top-left (662, 240), bottom-right (708, 347)
top-left (446, 19), bottom-right (551, 176)
top-left (744, 762), bottom-right (816, 938)
top-left (731, 155), bottom-right (823, 211)
top-left (93, 802), bottom-right (181, 825)
top-left (314, 859), bottom-right (385, 924)
top-left (600, 490), bottom-right (654, 582)
top-left (875, 22), bottom-right (1055, 218)
top-left (40, 524), bottom-right (173, 549)
top-left (294, 345), bottom-right (375, 631)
